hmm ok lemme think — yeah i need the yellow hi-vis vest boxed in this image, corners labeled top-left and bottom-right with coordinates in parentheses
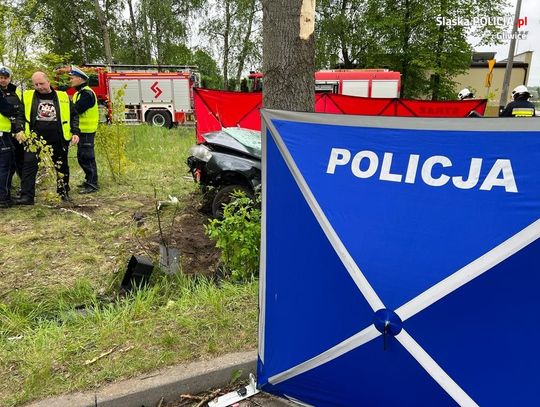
top-left (0, 110), bottom-right (10, 132)
top-left (24, 90), bottom-right (72, 141)
top-left (74, 86), bottom-right (99, 133)
top-left (0, 88), bottom-right (19, 132)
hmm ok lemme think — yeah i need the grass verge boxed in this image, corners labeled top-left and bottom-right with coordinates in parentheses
top-left (0, 125), bottom-right (258, 406)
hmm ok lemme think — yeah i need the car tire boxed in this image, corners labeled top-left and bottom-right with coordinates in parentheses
top-left (212, 185), bottom-right (253, 219)
top-left (146, 110), bottom-right (172, 128)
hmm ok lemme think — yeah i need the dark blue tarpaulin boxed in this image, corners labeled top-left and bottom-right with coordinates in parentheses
top-left (258, 110), bottom-right (540, 406)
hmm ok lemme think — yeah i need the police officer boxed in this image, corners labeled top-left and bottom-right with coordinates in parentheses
top-left (500, 85), bottom-right (536, 117)
top-left (14, 71), bottom-right (80, 205)
top-left (0, 68), bottom-right (17, 207)
top-left (0, 66), bottom-right (23, 188)
top-left (69, 65), bottom-right (99, 193)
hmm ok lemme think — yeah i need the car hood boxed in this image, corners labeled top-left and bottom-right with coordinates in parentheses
top-left (202, 128), bottom-right (261, 159)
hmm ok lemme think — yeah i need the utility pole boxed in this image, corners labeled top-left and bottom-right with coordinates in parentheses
top-left (498, 0), bottom-right (522, 115)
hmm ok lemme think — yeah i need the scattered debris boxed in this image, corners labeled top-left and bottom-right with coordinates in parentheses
top-left (208, 374), bottom-right (259, 407)
top-left (84, 345), bottom-right (134, 366)
top-left (179, 394), bottom-right (204, 401)
top-left (132, 210), bottom-right (145, 227)
top-left (197, 389), bottom-right (222, 407)
top-left (60, 208), bottom-right (94, 222)
top-left (85, 345), bottom-right (118, 365)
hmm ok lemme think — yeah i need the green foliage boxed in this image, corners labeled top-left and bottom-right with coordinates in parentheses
top-left (205, 192), bottom-right (261, 282)
top-left (316, 0), bottom-right (508, 99)
top-left (22, 132), bottom-right (63, 202)
top-left (95, 86), bottom-right (129, 182)
top-left (200, 0), bottom-right (261, 89)
top-left (193, 49), bottom-right (223, 89)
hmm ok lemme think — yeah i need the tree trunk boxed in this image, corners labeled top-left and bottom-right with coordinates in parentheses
top-left (399, 0), bottom-right (411, 98)
top-left (431, 0), bottom-right (446, 100)
top-left (430, 24), bottom-right (445, 100)
top-left (93, 0), bottom-right (113, 65)
top-left (140, 0), bottom-right (153, 62)
top-left (77, 24), bottom-right (89, 63)
top-left (339, 0), bottom-right (353, 68)
top-left (127, 0), bottom-right (139, 63)
top-left (223, 0), bottom-right (231, 89)
top-left (235, 0), bottom-right (257, 88)
top-left (262, 0), bottom-right (315, 111)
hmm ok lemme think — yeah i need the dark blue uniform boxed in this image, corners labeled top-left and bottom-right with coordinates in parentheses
top-left (0, 92), bottom-right (16, 205)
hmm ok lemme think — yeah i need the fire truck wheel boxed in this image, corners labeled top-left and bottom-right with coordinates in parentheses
top-left (212, 185), bottom-right (254, 219)
top-left (146, 110), bottom-right (172, 128)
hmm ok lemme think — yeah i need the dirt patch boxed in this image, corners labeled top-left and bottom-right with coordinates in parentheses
top-left (127, 192), bottom-right (221, 276)
top-left (170, 199), bottom-right (221, 276)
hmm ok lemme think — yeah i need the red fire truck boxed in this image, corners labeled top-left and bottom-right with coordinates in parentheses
top-left (62, 64), bottom-right (200, 127)
top-left (248, 69), bottom-right (401, 98)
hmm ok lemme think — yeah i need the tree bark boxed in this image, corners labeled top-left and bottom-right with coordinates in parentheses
top-left (140, 0), bottom-right (153, 62)
top-left (127, 0), bottom-right (139, 63)
top-left (235, 0), bottom-right (257, 88)
top-left (399, 0), bottom-right (411, 98)
top-left (262, 0), bottom-right (315, 111)
top-left (93, 0), bottom-right (113, 65)
top-left (223, 0), bottom-right (231, 89)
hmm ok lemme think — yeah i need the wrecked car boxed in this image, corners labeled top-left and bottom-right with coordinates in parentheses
top-left (187, 128), bottom-right (261, 218)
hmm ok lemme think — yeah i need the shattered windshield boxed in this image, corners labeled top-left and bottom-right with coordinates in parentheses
top-left (223, 128), bottom-right (261, 157)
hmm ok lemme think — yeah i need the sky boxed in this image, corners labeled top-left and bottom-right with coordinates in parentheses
top-left (473, 0), bottom-right (540, 87)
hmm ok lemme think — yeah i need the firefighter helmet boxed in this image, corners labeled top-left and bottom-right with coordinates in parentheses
top-left (458, 88), bottom-right (474, 100)
top-left (511, 85), bottom-right (530, 100)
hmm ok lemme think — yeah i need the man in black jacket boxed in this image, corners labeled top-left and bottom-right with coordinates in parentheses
top-left (14, 71), bottom-right (80, 205)
top-left (500, 85), bottom-right (536, 117)
top-left (0, 72), bottom-right (17, 207)
top-left (0, 66), bottom-right (23, 195)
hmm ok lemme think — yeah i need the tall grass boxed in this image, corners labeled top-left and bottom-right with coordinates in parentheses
top-left (0, 126), bottom-right (258, 406)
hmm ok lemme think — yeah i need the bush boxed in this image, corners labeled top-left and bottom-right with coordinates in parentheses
top-left (95, 86), bottom-right (129, 182)
top-left (205, 192), bottom-right (261, 282)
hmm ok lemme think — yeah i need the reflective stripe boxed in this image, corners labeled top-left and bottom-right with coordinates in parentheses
top-left (0, 114), bottom-right (10, 132)
top-left (74, 86), bottom-right (99, 133)
top-left (512, 108), bottom-right (534, 117)
top-left (0, 88), bottom-right (13, 131)
top-left (24, 90), bottom-right (72, 140)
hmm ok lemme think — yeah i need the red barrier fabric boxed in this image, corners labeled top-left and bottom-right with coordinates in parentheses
top-left (194, 89), bottom-right (488, 140)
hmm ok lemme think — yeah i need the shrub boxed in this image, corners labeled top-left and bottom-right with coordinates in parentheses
top-left (205, 192), bottom-right (261, 282)
top-left (95, 86), bottom-right (129, 182)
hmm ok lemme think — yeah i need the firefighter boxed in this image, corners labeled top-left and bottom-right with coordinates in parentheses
top-left (500, 85), bottom-right (536, 117)
top-left (0, 66), bottom-right (24, 191)
top-left (458, 88), bottom-right (474, 100)
top-left (69, 65), bottom-right (99, 193)
top-left (13, 71), bottom-right (80, 205)
top-left (458, 88), bottom-right (482, 118)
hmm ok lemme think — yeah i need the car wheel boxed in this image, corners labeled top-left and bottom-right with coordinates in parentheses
top-left (212, 185), bottom-right (253, 219)
top-left (146, 110), bottom-right (172, 128)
